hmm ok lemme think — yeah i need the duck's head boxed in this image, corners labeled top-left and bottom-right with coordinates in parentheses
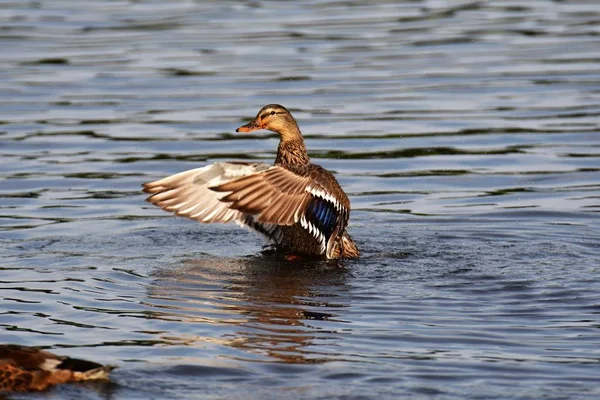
top-left (236, 104), bottom-right (301, 141)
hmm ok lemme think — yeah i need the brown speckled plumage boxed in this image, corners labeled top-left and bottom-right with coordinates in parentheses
top-left (0, 344), bottom-right (115, 392)
top-left (143, 104), bottom-right (359, 259)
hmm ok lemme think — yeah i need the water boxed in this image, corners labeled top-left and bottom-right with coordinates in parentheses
top-left (1, 0), bottom-right (599, 399)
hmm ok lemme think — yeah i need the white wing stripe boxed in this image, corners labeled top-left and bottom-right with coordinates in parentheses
top-left (307, 187), bottom-right (343, 211)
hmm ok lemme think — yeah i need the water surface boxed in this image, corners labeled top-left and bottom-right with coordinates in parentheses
top-left (1, 1), bottom-right (599, 399)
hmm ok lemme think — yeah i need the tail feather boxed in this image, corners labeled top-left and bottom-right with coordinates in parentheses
top-left (57, 357), bottom-right (104, 372)
top-left (72, 365), bottom-right (116, 381)
top-left (340, 231), bottom-right (360, 258)
top-left (57, 357), bottom-right (116, 382)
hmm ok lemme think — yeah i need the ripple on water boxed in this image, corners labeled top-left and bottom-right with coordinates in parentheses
top-left (1, 0), bottom-right (600, 399)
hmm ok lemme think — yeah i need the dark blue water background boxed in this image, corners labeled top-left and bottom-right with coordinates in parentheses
top-left (1, 1), bottom-right (599, 399)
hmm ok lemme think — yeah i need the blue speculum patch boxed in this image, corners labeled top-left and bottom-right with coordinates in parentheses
top-left (306, 197), bottom-right (337, 239)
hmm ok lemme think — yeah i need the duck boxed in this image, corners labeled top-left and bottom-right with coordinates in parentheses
top-left (143, 104), bottom-right (359, 259)
top-left (0, 344), bottom-right (115, 392)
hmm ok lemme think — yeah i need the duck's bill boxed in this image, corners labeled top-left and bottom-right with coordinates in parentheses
top-left (236, 119), bottom-right (261, 132)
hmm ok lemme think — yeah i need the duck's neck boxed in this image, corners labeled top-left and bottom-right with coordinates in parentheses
top-left (275, 137), bottom-right (310, 166)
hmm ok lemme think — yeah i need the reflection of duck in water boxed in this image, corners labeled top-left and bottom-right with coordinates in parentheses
top-left (143, 104), bottom-right (359, 259)
top-left (148, 255), bottom-right (350, 364)
top-left (0, 344), bottom-right (115, 392)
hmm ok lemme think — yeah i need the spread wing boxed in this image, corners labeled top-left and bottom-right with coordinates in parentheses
top-left (211, 164), bottom-right (350, 257)
top-left (143, 162), bottom-right (283, 243)
top-left (143, 162), bottom-right (351, 257)
top-left (143, 162), bottom-right (270, 224)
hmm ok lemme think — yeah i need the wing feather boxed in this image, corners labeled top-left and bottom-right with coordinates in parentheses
top-left (143, 162), bottom-right (270, 224)
top-left (212, 166), bottom-right (313, 226)
top-left (145, 162), bottom-right (352, 257)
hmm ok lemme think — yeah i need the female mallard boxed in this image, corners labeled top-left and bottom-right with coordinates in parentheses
top-left (143, 104), bottom-right (359, 259)
top-left (0, 344), bottom-right (115, 392)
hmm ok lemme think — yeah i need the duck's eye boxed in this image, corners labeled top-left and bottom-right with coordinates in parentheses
top-left (270, 111), bottom-right (276, 116)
